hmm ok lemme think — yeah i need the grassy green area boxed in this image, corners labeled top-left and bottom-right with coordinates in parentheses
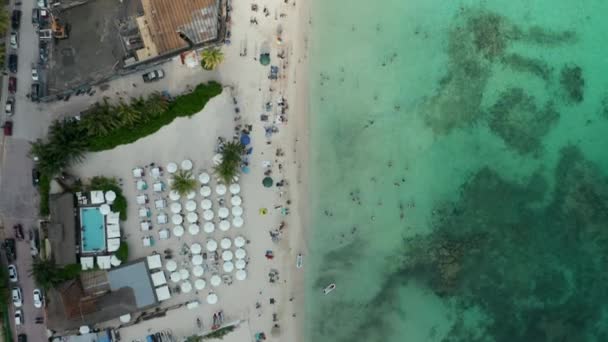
top-left (39, 174), bottom-right (51, 216)
top-left (89, 176), bottom-right (128, 220)
top-left (0, 269), bottom-right (12, 342)
top-left (204, 326), bottom-right (235, 340)
top-left (88, 82), bottom-right (222, 151)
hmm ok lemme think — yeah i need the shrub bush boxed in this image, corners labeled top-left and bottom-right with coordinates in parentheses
top-left (116, 242), bottom-right (129, 262)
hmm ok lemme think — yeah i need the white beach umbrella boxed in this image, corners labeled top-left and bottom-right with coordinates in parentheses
top-left (220, 238), bottom-right (232, 249)
top-left (170, 202), bottom-right (182, 214)
top-left (232, 216), bottom-right (244, 228)
top-left (119, 314), bottom-right (131, 323)
top-left (218, 207), bottom-right (229, 219)
top-left (79, 326), bottom-right (90, 334)
top-left (216, 184), bottom-right (227, 195)
top-left (231, 206), bottom-right (243, 217)
top-left (105, 190), bottom-right (116, 203)
top-left (199, 172), bottom-right (210, 184)
top-left (181, 281), bottom-right (192, 293)
top-left (166, 260), bottom-right (178, 272)
top-left (187, 212), bottom-right (198, 223)
top-left (192, 254), bottom-right (203, 266)
top-left (170, 272), bottom-right (181, 283)
top-left (195, 279), bottom-right (206, 290)
top-left (188, 224), bottom-right (200, 236)
top-left (234, 236), bottom-right (246, 248)
top-left (203, 222), bottom-right (215, 233)
top-left (190, 243), bottom-right (202, 254)
top-left (179, 269), bottom-right (190, 280)
top-left (186, 200), bottom-right (197, 212)
top-left (222, 250), bottom-right (233, 261)
top-left (207, 292), bottom-right (218, 304)
top-left (229, 183), bottom-right (240, 194)
top-left (203, 210), bottom-right (214, 221)
top-left (235, 269), bottom-right (247, 281)
top-left (200, 186), bottom-right (212, 197)
top-left (235, 259), bottom-right (246, 270)
top-left (223, 261), bottom-right (234, 273)
top-left (181, 159), bottom-right (193, 171)
top-left (193, 265), bottom-right (204, 277)
top-left (213, 153), bottom-right (223, 165)
top-left (219, 220), bottom-right (230, 232)
top-left (206, 239), bottom-right (218, 252)
top-left (172, 214), bottom-right (183, 225)
top-left (167, 162), bottom-right (178, 173)
top-left (169, 190), bottom-right (181, 201)
top-left (210, 275), bottom-right (222, 287)
top-left (99, 204), bottom-right (111, 215)
top-left (201, 199), bottom-right (212, 210)
top-left (231, 195), bottom-right (242, 206)
top-left (173, 225), bottom-right (184, 237)
top-left (235, 248), bottom-right (247, 259)
top-left (187, 190), bottom-right (196, 199)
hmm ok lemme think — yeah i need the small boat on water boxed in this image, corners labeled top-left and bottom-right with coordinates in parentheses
top-left (323, 283), bottom-right (336, 295)
top-left (296, 253), bottom-right (303, 268)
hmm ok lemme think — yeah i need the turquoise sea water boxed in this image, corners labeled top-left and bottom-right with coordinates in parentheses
top-left (81, 207), bottom-right (106, 252)
top-left (307, 0), bottom-right (608, 341)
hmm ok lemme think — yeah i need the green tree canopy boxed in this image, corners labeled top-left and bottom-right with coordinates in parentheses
top-left (171, 170), bottom-right (197, 196)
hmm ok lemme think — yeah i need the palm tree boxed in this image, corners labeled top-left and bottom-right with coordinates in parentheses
top-left (201, 48), bottom-right (224, 70)
top-left (82, 99), bottom-right (120, 136)
top-left (171, 170), bottom-right (197, 196)
top-left (213, 141), bottom-right (245, 184)
top-left (144, 92), bottom-right (169, 117)
top-left (30, 258), bottom-right (62, 290)
top-left (117, 100), bottom-right (142, 127)
top-left (30, 140), bottom-right (65, 176)
top-left (48, 120), bottom-right (87, 164)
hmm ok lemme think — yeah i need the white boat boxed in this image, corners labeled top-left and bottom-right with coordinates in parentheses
top-left (323, 283), bottom-right (336, 295)
top-left (296, 253), bottom-right (303, 269)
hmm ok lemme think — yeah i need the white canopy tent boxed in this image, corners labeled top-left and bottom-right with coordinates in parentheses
top-left (147, 254), bottom-right (162, 270)
top-left (219, 220), bottom-right (230, 231)
top-left (139, 207), bottom-right (150, 218)
top-left (203, 222), bottom-right (215, 233)
top-left (173, 225), bottom-right (184, 237)
top-left (97, 256), bottom-right (112, 269)
top-left (154, 199), bottom-right (166, 209)
top-left (151, 271), bottom-right (167, 286)
top-left (107, 238), bottom-right (121, 252)
top-left (229, 183), bottom-right (241, 194)
top-left (132, 167), bottom-right (144, 178)
top-left (153, 182), bottom-right (165, 192)
top-left (157, 213), bottom-right (168, 224)
top-left (140, 221), bottom-right (151, 231)
top-left (159, 228), bottom-right (170, 240)
top-left (136, 180), bottom-right (147, 191)
top-left (136, 195), bottom-right (147, 205)
top-left (151, 167), bottom-right (161, 179)
top-left (156, 286), bottom-right (171, 301)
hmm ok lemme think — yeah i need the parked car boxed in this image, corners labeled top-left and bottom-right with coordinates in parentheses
top-left (12, 287), bottom-right (23, 307)
top-left (32, 67), bottom-right (39, 81)
top-left (9, 54), bottom-right (18, 73)
top-left (31, 83), bottom-right (40, 102)
top-left (11, 10), bottom-right (21, 30)
top-left (8, 77), bottom-right (17, 94)
top-left (3, 121), bottom-right (13, 136)
top-left (37, 0), bottom-right (47, 8)
top-left (32, 8), bottom-right (39, 26)
top-left (8, 265), bottom-right (18, 282)
top-left (4, 239), bottom-right (16, 261)
top-left (18, 334), bottom-right (27, 342)
top-left (5, 98), bottom-right (15, 115)
top-left (32, 168), bottom-right (40, 186)
top-left (14, 310), bottom-right (23, 326)
top-left (35, 317), bottom-right (44, 324)
top-left (10, 32), bottom-right (18, 49)
top-left (142, 69), bottom-right (165, 82)
top-left (33, 289), bottom-right (43, 308)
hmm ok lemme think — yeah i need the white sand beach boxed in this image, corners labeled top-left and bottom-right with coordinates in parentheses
top-left (70, 0), bottom-right (311, 341)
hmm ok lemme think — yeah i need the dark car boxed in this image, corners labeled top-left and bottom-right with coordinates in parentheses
top-left (18, 334), bottom-right (27, 342)
top-left (3, 121), bottom-right (13, 136)
top-left (11, 10), bottom-right (21, 30)
top-left (9, 77), bottom-right (17, 94)
top-left (9, 54), bottom-right (18, 73)
top-left (32, 8), bottom-right (39, 26)
top-left (4, 239), bottom-right (16, 261)
top-left (32, 168), bottom-right (40, 186)
top-left (14, 224), bottom-right (24, 240)
top-left (31, 83), bottom-right (40, 102)
top-left (142, 69), bottom-right (165, 82)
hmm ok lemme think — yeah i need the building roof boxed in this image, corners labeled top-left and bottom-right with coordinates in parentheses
top-left (139, 0), bottom-right (220, 56)
top-left (107, 260), bottom-right (158, 308)
top-left (48, 193), bottom-right (77, 266)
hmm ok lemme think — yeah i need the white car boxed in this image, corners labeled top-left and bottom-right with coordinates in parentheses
top-left (32, 67), bottom-right (39, 81)
top-left (10, 32), bottom-right (18, 49)
top-left (8, 265), bottom-right (18, 282)
top-left (12, 287), bottom-right (22, 308)
top-left (14, 310), bottom-right (23, 326)
top-left (33, 289), bottom-right (43, 308)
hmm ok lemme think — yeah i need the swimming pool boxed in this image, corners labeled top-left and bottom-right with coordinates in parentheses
top-left (80, 207), bottom-right (106, 253)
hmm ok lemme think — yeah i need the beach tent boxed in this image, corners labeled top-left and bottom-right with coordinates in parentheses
top-left (97, 256), bottom-right (112, 269)
top-left (140, 221), bottom-right (151, 231)
top-left (193, 265), bottom-right (204, 277)
top-left (233, 216), bottom-right (244, 228)
top-left (235, 259), bottom-right (246, 270)
top-left (223, 261), bottom-right (234, 273)
top-left (167, 162), bottom-right (178, 173)
top-left (181, 159), bottom-right (193, 171)
top-left (104, 191), bottom-right (116, 204)
top-left (229, 183), bottom-right (241, 194)
top-left (155, 286), bottom-right (171, 301)
top-left (80, 257), bottom-right (94, 270)
top-left (232, 206), bottom-right (243, 217)
top-left (203, 210), bottom-right (214, 221)
top-left (136, 180), bottom-right (148, 191)
top-left (186, 200), bottom-right (197, 212)
top-left (216, 184), bottom-right (227, 195)
top-left (166, 260), bottom-right (177, 272)
top-left (159, 228), bottom-right (170, 240)
top-left (192, 254), bottom-right (203, 265)
top-left (262, 177), bottom-right (273, 188)
top-left (220, 238), bottom-right (232, 249)
top-left (200, 186), bottom-right (212, 197)
top-left (203, 222), bottom-right (215, 233)
top-left (169, 190), bottom-right (180, 201)
top-left (170, 272), bottom-right (181, 283)
top-left (157, 213), bottom-right (168, 224)
top-left (235, 270), bottom-right (247, 281)
top-left (110, 255), bottom-right (122, 267)
top-left (190, 243), bottom-right (202, 254)
top-left (199, 172), bottom-right (210, 184)
top-left (218, 207), bottom-right (229, 219)
top-left (210, 275), bottom-right (222, 287)
top-left (222, 250), bottom-right (233, 261)
top-left (107, 224), bottom-right (121, 239)
top-left (195, 279), bottom-right (206, 290)
top-left (188, 224), bottom-right (200, 236)
top-left (170, 202), bottom-right (182, 214)
top-left (154, 199), bottom-right (166, 209)
top-left (235, 248), bottom-right (247, 259)
top-left (173, 225), bottom-right (184, 237)
top-left (142, 236), bottom-right (152, 247)
top-left (107, 238), bottom-right (121, 252)
top-left (201, 199), bottom-right (212, 210)
top-left (219, 220), bottom-right (230, 232)
top-left (206, 293), bottom-right (218, 304)
top-left (231, 195), bottom-right (242, 206)
top-left (151, 271), bottom-right (167, 287)
top-left (139, 207), bottom-right (150, 218)
top-left (90, 191), bottom-right (105, 204)
top-left (147, 254), bottom-right (162, 270)
top-left (234, 236), bottom-right (246, 248)
top-left (153, 182), bottom-right (165, 192)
